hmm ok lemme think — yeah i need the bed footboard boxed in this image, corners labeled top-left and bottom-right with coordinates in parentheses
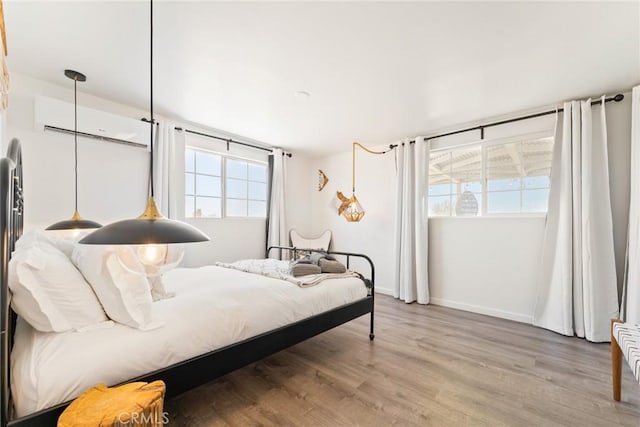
top-left (267, 245), bottom-right (376, 340)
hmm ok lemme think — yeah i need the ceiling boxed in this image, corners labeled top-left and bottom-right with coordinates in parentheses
top-left (4, 1), bottom-right (640, 156)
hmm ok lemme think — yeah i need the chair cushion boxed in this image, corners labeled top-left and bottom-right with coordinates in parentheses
top-left (613, 322), bottom-right (640, 383)
top-left (290, 229), bottom-right (331, 251)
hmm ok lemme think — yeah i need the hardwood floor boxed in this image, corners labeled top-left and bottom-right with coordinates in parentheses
top-left (165, 296), bottom-right (640, 426)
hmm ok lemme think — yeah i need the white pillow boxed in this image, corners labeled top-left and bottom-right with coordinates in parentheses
top-left (149, 276), bottom-right (175, 302)
top-left (17, 230), bottom-right (77, 259)
top-left (9, 238), bottom-right (109, 332)
top-left (115, 246), bottom-right (174, 302)
top-left (71, 245), bottom-right (163, 331)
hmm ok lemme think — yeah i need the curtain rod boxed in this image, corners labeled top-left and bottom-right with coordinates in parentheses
top-left (175, 127), bottom-right (292, 157)
top-left (406, 93), bottom-right (625, 144)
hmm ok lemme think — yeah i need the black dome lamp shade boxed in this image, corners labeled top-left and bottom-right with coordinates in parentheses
top-left (79, 0), bottom-right (209, 250)
top-left (46, 70), bottom-right (103, 233)
top-left (79, 198), bottom-right (209, 245)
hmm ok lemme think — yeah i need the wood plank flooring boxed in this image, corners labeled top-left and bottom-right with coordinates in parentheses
top-left (165, 296), bottom-right (640, 426)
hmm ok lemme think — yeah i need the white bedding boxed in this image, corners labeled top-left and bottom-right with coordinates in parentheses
top-left (11, 265), bottom-right (368, 417)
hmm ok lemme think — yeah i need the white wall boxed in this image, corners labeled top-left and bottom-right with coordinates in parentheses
top-left (6, 73), bottom-right (312, 264)
top-left (309, 144), bottom-right (397, 293)
top-left (0, 111), bottom-right (6, 154)
top-left (308, 95), bottom-right (632, 323)
top-left (283, 153), bottom-right (314, 238)
top-left (8, 74), bottom-right (150, 230)
top-left (428, 217), bottom-right (544, 323)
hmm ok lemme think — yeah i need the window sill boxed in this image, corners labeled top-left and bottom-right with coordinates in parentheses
top-left (186, 217), bottom-right (267, 222)
top-left (428, 214), bottom-right (547, 220)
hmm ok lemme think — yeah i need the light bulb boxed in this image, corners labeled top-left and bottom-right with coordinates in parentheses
top-left (342, 194), bottom-right (365, 222)
top-left (137, 244), bottom-right (167, 267)
top-left (116, 244), bottom-right (185, 277)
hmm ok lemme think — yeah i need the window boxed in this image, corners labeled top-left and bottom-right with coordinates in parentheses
top-left (185, 149), bottom-right (222, 218)
top-left (226, 158), bottom-right (268, 218)
top-left (429, 146), bottom-right (482, 216)
top-left (428, 136), bottom-right (553, 216)
top-left (185, 147), bottom-right (268, 219)
top-left (486, 138), bottom-right (552, 214)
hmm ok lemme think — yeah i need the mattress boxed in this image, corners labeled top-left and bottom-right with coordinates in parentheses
top-left (11, 265), bottom-right (368, 417)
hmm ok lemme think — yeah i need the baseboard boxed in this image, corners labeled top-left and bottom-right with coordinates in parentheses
top-left (375, 287), bottom-right (394, 296)
top-left (373, 290), bottom-right (533, 324)
top-left (430, 297), bottom-right (533, 324)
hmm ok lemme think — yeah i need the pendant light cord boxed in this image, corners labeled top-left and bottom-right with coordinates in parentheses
top-left (351, 142), bottom-right (394, 193)
top-left (74, 77), bottom-right (78, 212)
top-left (149, 0), bottom-right (155, 199)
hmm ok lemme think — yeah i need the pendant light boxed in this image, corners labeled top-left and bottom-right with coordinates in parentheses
top-left (337, 142), bottom-right (395, 222)
top-left (80, 0), bottom-right (209, 274)
top-left (46, 70), bottom-right (102, 236)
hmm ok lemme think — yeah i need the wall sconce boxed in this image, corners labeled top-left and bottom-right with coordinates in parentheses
top-left (318, 169), bottom-right (329, 191)
top-left (337, 142), bottom-right (396, 222)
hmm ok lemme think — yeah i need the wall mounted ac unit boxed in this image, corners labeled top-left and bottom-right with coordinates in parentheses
top-left (34, 95), bottom-right (150, 150)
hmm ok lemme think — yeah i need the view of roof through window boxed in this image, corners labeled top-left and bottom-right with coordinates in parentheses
top-left (428, 136), bottom-right (554, 216)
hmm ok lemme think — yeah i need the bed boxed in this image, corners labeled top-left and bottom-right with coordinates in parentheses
top-left (0, 139), bottom-right (376, 426)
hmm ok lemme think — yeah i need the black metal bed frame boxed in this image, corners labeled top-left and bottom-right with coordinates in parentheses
top-left (1, 139), bottom-right (23, 427)
top-left (0, 140), bottom-right (375, 426)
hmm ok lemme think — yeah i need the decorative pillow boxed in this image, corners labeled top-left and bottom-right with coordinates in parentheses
top-left (293, 248), bottom-right (319, 260)
top-left (71, 245), bottom-right (163, 331)
top-left (291, 263), bottom-right (321, 277)
top-left (9, 237), bottom-right (109, 332)
top-left (319, 258), bottom-right (346, 274)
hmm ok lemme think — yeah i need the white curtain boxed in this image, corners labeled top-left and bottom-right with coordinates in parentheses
top-left (622, 86), bottom-right (640, 323)
top-left (394, 137), bottom-right (429, 304)
top-left (533, 98), bottom-right (619, 342)
top-left (267, 148), bottom-right (288, 259)
top-left (153, 121), bottom-right (181, 219)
